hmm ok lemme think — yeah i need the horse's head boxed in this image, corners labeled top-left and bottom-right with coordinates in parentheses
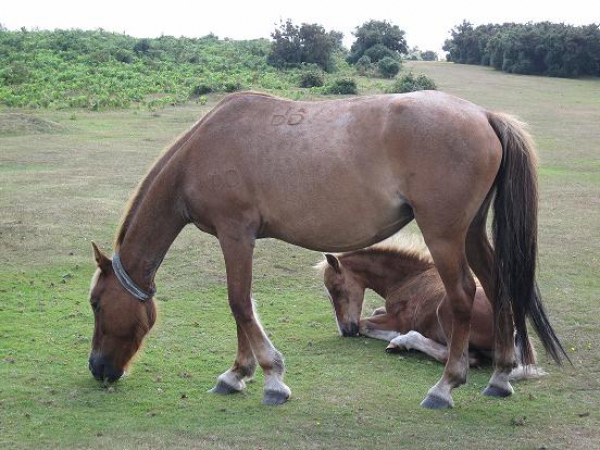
top-left (320, 253), bottom-right (365, 337)
top-left (88, 242), bottom-right (156, 383)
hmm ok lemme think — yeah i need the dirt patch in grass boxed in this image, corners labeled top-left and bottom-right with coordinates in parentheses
top-left (0, 113), bottom-right (66, 136)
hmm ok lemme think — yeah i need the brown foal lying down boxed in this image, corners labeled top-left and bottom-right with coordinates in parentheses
top-left (317, 239), bottom-right (546, 380)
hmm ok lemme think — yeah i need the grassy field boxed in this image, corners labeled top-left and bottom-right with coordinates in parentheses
top-left (1, 62), bottom-right (599, 449)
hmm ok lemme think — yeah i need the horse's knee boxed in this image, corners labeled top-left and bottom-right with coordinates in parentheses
top-left (228, 298), bottom-right (254, 323)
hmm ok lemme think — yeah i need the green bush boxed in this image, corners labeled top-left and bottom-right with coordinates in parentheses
top-left (325, 78), bottom-right (358, 95)
top-left (363, 44), bottom-right (397, 63)
top-left (355, 55), bottom-right (372, 75)
top-left (377, 57), bottom-right (401, 78)
top-left (224, 80), bottom-right (244, 92)
top-left (190, 83), bottom-right (215, 96)
top-left (386, 72), bottom-right (437, 93)
top-left (298, 68), bottom-right (324, 88)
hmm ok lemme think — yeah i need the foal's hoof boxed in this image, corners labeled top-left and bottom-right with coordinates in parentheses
top-left (385, 343), bottom-right (402, 354)
top-left (420, 394), bottom-right (453, 410)
top-left (262, 389), bottom-right (290, 405)
top-left (209, 380), bottom-right (242, 395)
top-left (482, 384), bottom-right (513, 398)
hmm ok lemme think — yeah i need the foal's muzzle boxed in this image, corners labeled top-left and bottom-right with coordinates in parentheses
top-left (340, 322), bottom-right (359, 337)
top-left (89, 354), bottom-right (123, 383)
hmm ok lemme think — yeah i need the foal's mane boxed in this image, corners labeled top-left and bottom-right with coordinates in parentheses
top-left (314, 235), bottom-right (434, 275)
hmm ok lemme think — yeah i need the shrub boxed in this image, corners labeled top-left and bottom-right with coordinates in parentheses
top-left (378, 56), bottom-right (401, 78)
top-left (325, 78), bottom-right (358, 95)
top-left (355, 55), bottom-right (372, 75)
top-left (224, 81), bottom-right (244, 92)
top-left (363, 44), bottom-right (397, 63)
top-left (298, 68), bottom-right (324, 88)
top-left (190, 83), bottom-right (215, 96)
top-left (386, 72), bottom-right (437, 93)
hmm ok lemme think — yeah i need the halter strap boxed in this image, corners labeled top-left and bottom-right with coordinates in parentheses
top-left (111, 253), bottom-right (155, 302)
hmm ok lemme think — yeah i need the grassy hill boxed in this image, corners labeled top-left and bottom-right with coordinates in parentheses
top-left (0, 29), bottom-right (298, 110)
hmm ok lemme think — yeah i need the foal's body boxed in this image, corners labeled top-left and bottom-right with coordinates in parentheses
top-left (319, 244), bottom-right (542, 376)
top-left (88, 91), bottom-right (564, 409)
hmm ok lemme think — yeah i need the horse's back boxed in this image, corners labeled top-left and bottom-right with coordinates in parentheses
top-left (176, 91), bottom-right (502, 251)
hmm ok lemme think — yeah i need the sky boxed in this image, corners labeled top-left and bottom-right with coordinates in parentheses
top-left (2, 0), bottom-right (599, 54)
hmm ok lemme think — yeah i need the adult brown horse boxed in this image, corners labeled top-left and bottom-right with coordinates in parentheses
top-left (317, 239), bottom-right (546, 380)
top-left (88, 91), bottom-right (566, 408)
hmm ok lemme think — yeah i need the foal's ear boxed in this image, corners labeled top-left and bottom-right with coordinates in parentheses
top-left (325, 253), bottom-right (342, 274)
top-left (91, 241), bottom-right (111, 273)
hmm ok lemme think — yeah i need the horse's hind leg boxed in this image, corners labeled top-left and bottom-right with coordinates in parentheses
top-left (466, 213), bottom-right (515, 398)
top-left (213, 231), bottom-right (291, 405)
top-left (419, 236), bottom-right (476, 409)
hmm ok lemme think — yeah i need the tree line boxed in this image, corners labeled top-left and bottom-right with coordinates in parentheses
top-left (443, 21), bottom-right (600, 77)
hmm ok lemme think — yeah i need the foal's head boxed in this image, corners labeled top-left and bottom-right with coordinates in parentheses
top-left (88, 243), bottom-right (156, 382)
top-left (319, 254), bottom-right (365, 337)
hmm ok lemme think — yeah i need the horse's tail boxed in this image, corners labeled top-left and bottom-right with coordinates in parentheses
top-left (487, 112), bottom-right (568, 365)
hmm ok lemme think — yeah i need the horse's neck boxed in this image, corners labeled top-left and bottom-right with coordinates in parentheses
top-left (118, 179), bottom-right (187, 291)
top-left (344, 251), bottom-right (431, 298)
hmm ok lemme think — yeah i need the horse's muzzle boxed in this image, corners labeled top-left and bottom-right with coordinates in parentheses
top-left (340, 322), bottom-right (359, 337)
top-left (89, 354), bottom-right (123, 383)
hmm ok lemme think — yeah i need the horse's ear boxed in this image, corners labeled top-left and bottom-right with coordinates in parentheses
top-left (91, 241), bottom-right (111, 273)
top-left (325, 253), bottom-right (341, 274)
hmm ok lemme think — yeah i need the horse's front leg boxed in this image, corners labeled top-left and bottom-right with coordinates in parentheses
top-left (210, 322), bottom-right (257, 394)
top-left (212, 231), bottom-right (291, 405)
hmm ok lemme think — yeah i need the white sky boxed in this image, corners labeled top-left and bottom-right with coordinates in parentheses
top-left (2, 0), bottom-right (599, 54)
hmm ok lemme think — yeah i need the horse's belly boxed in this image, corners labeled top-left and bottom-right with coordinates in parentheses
top-left (261, 193), bottom-right (414, 252)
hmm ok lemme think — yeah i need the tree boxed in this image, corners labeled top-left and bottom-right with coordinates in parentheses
top-left (443, 21), bottom-right (600, 77)
top-left (348, 20), bottom-right (407, 63)
top-left (421, 50), bottom-right (438, 61)
top-left (267, 19), bottom-right (343, 71)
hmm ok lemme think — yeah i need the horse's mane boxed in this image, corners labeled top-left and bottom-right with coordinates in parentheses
top-left (114, 124), bottom-right (197, 250)
top-left (114, 93), bottom-right (253, 249)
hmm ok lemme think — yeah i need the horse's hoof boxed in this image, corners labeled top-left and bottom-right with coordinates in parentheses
top-left (420, 393), bottom-right (453, 409)
top-left (262, 389), bottom-right (290, 405)
top-left (209, 380), bottom-right (242, 395)
top-left (482, 384), bottom-right (513, 398)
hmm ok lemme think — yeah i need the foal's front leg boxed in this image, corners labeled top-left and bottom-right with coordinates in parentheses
top-left (359, 313), bottom-right (401, 342)
top-left (212, 232), bottom-right (291, 405)
top-left (387, 331), bottom-right (449, 363)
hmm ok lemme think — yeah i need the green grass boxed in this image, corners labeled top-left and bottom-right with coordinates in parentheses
top-left (1, 63), bottom-right (600, 449)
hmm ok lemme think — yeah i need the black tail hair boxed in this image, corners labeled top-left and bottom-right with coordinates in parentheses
top-left (488, 112), bottom-right (569, 365)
